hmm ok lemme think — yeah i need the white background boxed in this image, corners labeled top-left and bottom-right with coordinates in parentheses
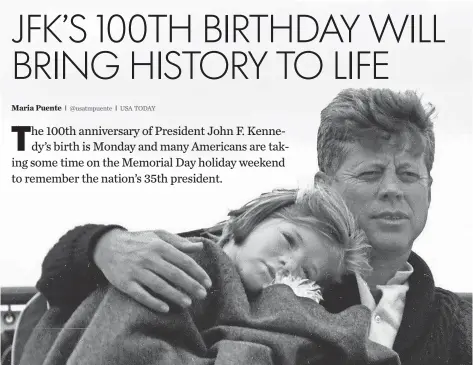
top-left (1, 0), bottom-right (472, 292)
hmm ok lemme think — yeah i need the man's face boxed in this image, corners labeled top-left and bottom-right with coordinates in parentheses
top-left (329, 142), bottom-right (431, 257)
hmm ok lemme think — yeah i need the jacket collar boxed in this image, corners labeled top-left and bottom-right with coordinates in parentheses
top-left (322, 252), bottom-right (435, 354)
top-left (392, 251), bottom-right (435, 354)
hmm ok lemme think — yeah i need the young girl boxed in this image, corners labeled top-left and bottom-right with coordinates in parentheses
top-left (211, 182), bottom-right (372, 299)
top-left (21, 181), bottom-right (401, 365)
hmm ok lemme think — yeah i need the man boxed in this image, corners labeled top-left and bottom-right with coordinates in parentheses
top-left (37, 88), bottom-right (472, 364)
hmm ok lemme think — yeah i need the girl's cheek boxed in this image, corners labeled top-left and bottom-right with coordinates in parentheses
top-left (265, 240), bottom-right (286, 255)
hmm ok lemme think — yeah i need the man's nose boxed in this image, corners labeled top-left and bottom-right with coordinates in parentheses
top-left (378, 172), bottom-right (404, 201)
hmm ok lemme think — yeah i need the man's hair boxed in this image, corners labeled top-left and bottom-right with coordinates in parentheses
top-left (216, 181), bottom-right (372, 279)
top-left (317, 88), bottom-right (436, 175)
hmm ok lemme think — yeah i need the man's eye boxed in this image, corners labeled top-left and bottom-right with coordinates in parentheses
top-left (358, 171), bottom-right (381, 180)
top-left (400, 171), bottom-right (420, 181)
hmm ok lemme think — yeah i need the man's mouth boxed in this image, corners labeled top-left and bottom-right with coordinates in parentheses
top-left (373, 211), bottom-right (409, 220)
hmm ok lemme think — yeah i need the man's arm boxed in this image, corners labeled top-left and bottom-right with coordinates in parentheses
top-left (36, 224), bottom-right (121, 308)
top-left (36, 225), bottom-right (212, 312)
top-left (452, 297), bottom-right (472, 365)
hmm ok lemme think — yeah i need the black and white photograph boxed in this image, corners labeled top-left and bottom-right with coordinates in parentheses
top-left (1, 1), bottom-right (472, 364)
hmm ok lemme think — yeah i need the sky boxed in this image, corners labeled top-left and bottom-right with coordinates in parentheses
top-left (0, 0), bottom-right (472, 293)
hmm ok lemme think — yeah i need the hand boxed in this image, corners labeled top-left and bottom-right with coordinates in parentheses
top-left (93, 228), bottom-right (212, 313)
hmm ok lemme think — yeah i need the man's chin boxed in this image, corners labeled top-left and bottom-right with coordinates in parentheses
top-left (368, 233), bottom-right (413, 255)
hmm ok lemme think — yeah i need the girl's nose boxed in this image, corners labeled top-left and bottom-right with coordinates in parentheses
top-left (278, 254), bottom-right (300, 273)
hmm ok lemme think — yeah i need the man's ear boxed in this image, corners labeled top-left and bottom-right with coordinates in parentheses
top-left (428, 176), bottom-right (433, 204)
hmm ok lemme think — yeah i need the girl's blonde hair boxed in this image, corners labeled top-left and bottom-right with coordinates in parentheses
top-left (214, 180), bottom-right (371, 280)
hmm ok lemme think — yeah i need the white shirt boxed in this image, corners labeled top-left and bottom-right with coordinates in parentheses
top-left (355, 263), bottom-right (414, 349)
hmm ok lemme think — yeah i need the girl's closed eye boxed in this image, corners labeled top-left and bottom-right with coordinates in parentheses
top-left (281, 231), bottom-right (297, 248)
top-left (281, 230), bottom-right (304, 250)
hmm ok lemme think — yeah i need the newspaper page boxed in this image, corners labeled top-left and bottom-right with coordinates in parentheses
top-left (1, 1), bottom-right (472, 364)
